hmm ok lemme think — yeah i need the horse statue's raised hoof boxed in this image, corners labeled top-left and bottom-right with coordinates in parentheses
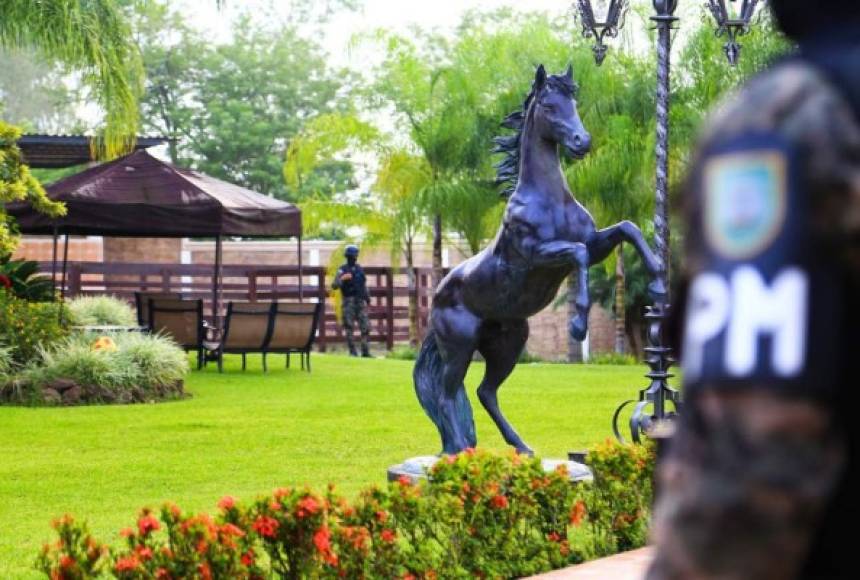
top-left (568, 315), bottom-right (588, 342)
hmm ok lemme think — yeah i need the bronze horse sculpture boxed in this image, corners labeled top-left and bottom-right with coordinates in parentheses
top-left (414, 65), bottom-right (665, 455)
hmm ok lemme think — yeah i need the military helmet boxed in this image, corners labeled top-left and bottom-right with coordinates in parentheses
top-left (344, 244), bottom-right (359, 258)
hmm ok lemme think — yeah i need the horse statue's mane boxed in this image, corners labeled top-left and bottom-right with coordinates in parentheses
top-left (492, 72), bottom-right (579, 197)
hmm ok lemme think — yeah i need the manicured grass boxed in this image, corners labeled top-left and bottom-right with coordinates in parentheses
top-left (0, 354), bottom-right (647, 578)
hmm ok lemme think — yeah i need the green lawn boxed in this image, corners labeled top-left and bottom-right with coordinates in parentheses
top-left (0, 354), bottom-right (647, 578)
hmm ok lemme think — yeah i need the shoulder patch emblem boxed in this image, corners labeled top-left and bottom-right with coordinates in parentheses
top-left (704, 151), bottom-right (787, 259)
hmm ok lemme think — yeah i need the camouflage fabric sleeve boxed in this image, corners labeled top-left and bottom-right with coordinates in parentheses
top-left (648, 63), bottom-right (859, 580)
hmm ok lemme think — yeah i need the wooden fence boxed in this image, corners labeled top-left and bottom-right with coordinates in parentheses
top-left (43, 261), bottom-right (445, 351)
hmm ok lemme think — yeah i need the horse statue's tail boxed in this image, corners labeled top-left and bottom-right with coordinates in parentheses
top-left (413, 329), bottom-right (476, 452)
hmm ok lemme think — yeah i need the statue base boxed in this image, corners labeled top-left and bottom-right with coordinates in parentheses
top-left (387, 455), bottom-right (592, 485)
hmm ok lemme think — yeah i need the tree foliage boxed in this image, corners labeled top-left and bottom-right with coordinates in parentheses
top-left (0, 0), bottom-right (143, 158)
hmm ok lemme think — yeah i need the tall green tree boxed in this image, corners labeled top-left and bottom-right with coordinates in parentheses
top-left (0, 0), bottom-right (143, 157)
top-left (0, 0), bottom-right (143, 255)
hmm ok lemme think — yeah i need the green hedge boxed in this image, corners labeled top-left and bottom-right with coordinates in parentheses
top-left (66, 295), bottom-right (137, 327)
top-left (37, 443), bottom-right (655, 579)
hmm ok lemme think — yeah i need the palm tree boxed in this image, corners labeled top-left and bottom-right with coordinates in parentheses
top-left (0, 0), bottom-right (143, 157)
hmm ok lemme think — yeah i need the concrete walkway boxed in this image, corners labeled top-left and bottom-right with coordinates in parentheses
top-left (530, 547), bottom-right (654, 579)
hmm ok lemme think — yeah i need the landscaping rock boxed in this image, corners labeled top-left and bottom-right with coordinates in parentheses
top-left (48, 378), bottom-right (78, 393)
top-left (387, 456), bottom-right (593, 484)
top-left (93, 386), bottom-right (117, 404)
top-left (42, 388), bottom-right (62, 405)
top-left (62, 385), bottom-right (83, 405)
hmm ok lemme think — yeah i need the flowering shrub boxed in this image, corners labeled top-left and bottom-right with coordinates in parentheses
top-left (37, 444), bottom-right (655, 579)
top-left (580, 438), bottom-right (656, 556)
top-left (0, 288), bottom-right (67, 366)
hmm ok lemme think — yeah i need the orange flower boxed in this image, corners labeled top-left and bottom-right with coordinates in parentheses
top-left (59, 555), bottom-right (75, 569)
top-left (296, 496), bottom-right (321, 518)
top-left (490, 494), bottom-right (508, 509)
top-left (220, 523), bottom-right (245, 538)
top-left (252, 516), bottom-right (279, 538)
top-left (375, 510), bottom-right (388, 523)
top-left (569, 500), bottom-right (587, 527)
top-left (380, 529), bottom-right (396, 543)
top-left (119, 527), bottom-right (134, 539)
top-left (115, 555), bottom-right (141, 572)
top-left (137, 513), bottom-right (161, 536)
top-left (273, 487), bottom-right (291, 500)
top-left (217, 496), bottom-right (236, 511)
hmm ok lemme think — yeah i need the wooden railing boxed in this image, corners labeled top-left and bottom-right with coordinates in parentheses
top-left (42, 261), bottom-right (445, 351)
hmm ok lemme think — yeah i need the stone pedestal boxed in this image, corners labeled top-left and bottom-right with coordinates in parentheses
top-left (387, 456), bottom-right (592, 485)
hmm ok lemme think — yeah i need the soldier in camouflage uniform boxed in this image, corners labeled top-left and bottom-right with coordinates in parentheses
top-left (332, 245), bottom-right (372, 357)
top-left (648, 2), bottom-right (860, 579)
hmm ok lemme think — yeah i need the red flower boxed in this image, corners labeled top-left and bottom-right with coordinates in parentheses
top-left (296, 496), bottom-right (320, 518)
top-left (198, 562), bottom-right (212, 580)
top-left (380, 529), bottom-right (397, 543)
top-left (313, 527), bottom-right (338, 565)
top-left (241, 549), bottom-right (256, 567)
top-left (252, 515), bottom-right (279, 538)
top-left (397, 475), bottom-right (412, 486)
top-left (156, 568), bottom-right (172, 579)
top-left (273, 487), bottom-right (291, 500)
top-left (137, 513), bottom-right (161, 536)
top-left (490, 494), bottom-right (509, 509)
top-left (196, 539), bottom-right (208, 555)
top-left (59, 555), bottom-right (75, 569)
top-left (135, 546), bottom-right (153, 561)
top-left (569, 500), bottom-right (587, 527)
top-left (375, 510), bottom-right (388, 523)
top-left (115, 555), bottom-right (141, 572)
top-left (313, 526), bottom-right (332, 553)
top-left (217, 495), bottom-right (236, 511)
top-left (547, 531), bottom-right (561, 543)
top-left (0, 274), bottom-right (11, 289)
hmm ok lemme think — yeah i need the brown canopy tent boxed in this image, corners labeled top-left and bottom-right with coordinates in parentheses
top-left (7, 149), bottom-right (303, 320)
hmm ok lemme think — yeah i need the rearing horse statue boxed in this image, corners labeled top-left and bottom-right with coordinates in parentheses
top-left (414, 64), bottom-right (665, 455)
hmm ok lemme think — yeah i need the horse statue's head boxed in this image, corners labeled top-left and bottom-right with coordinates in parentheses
top-left (530, 64), bottom-right (591, 158)
top-left (494, 64), bottom-right (591, 196)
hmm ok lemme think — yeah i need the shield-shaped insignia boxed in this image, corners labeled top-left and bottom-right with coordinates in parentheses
top-left (704, 151), bottom-right (787, 260)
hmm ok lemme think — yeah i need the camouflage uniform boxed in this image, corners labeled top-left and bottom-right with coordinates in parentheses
top-left (648, 30), bottom-right (860, 580)
top-left (333, 260), bottom-right (371, 356)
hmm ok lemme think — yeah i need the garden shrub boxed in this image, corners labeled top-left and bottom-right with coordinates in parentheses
top-left (0, 257), bottom-right (55, 301)
top-left (66, 295), bottom-right (137, 327)
top-left (37, 445), bottom-right (655, 579)
top-left (0, 288), bottom-right (67, 365)
top-left (4, 332), bottom-right (188, 406)
top-left (386, 345), bottom-right (418, 360)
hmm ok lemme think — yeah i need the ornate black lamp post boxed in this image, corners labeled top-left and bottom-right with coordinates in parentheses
top-left (707, 0), bottom-right (763, 65)
top-left (575, 0), bottom-right (630, 65)
top-left (575, 0), bottom-right (766, 442)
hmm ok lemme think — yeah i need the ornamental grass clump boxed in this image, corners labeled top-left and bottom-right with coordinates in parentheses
top-left (66, 295), bottom-right (137, 327)
top-left (6, 332), bottom-right (188, 406)
top-left (36, 444), bottom-right (655, 579)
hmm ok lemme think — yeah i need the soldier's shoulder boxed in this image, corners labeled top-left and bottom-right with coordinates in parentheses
top-left (700, 59), bottom-right (857, 146)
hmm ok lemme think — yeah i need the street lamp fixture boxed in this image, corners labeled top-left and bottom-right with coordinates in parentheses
top-left (706, 0), bottom-right (764, 65)
top-left (575, 0), bottom-right (630, 65)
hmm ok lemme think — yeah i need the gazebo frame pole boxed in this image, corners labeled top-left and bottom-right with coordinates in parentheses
top-left (213, 235), bottom-right (223, 325)
top-left (297, 235), bottom-right (303, 302)
top-left (60, 234), bottom-right (70, 302)
top-left (50, 226), bottom-right (59, 300)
